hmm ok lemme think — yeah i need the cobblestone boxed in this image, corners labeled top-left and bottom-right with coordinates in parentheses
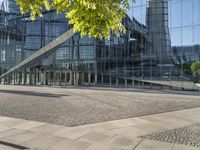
top-left (0, 85), bottom-right (200, 127)
top-left (140, 123), bottom-right (200, 147)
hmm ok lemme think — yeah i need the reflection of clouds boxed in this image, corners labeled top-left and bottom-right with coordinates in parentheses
top-left (0, 0), bottom-right (3, 9)
top-left (128, 0), bottom-right (200, 47)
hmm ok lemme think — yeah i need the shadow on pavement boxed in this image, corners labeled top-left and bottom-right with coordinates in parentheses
top-left (0, 90), bottom-right (69, 98)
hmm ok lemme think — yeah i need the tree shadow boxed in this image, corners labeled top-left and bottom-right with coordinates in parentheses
top-left (0, 90), bottom-right (69, 98)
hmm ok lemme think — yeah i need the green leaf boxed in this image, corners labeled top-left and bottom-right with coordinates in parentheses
top-left (16, 0), bottom-right (135, 39)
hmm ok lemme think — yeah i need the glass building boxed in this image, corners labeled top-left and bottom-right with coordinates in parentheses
top-left (0, 0), bottom-right (199, 90)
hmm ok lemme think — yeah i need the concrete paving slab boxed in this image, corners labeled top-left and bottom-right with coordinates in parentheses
top-left (108, 136), bottom-right (143, 150)
top-left (48, 138), bottom-right (91, 150)
top-left (0, 130), bottom-right (44, 145)
top-left (77, 131), bottom-right (111, 143)
top-left (86, 137), bottom-right (142, 150)
top-left (135, 139), bottom-right (173, 150)
top-left (0, 128), bottom-right (24, 139)
top-left (0, 144), bottom-right (19, 150)
top-left (91, 118), bottom-right (151, 131)
top-left (0, 117), bottom-right (12, 123)
top-left (0, 125), bottom-right (11, 132)
top-left (173, 144), bottom-right (199, 150)
top-left (30, 124), bottom-right (64, 134)
top-left (14, 121), bottom-right (45, 130)
top-left (30, 148), bottom-right (45, 150)
top-left (22, 135), bottom-right (65, 149)
top-left (107, 123), bottom-right (162, 139)
top-left (109, 148), bottom-right (130, 150)
top-left (0, 119), bottom-right (27, 128)
top-left (54, 127), bottom-right (91, 140)
top-left (110, 136), bottom-right (139, 147)
top-left (150, 119), bottom-right (195, 130)
top-left (86, 143), bottom-right (111, 150)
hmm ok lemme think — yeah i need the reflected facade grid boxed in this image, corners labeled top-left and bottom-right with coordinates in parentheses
top-left (0, 0), bottom-right (199, 90)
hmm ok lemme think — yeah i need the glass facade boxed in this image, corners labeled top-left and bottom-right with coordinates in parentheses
top-left (0, 0), bottom-right (199, 90)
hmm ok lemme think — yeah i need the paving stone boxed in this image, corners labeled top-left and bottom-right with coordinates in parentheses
top-left (77, 131), bottom-right (111, 143)
top-left (86, 136), bottom-right (143, 150)
top-left (0, 117), bottom-right (12, 123)
top-left (0, 119), bottom-right (27, 128)
top-left (173, 144), bottom-right (199, 150)
top-left (150, 119), bottom-right (191, 130)
top-left (135, 139), bottom-right (173, 150)
top-left (140, 122), bottom-right (200, 148)
top-left (109, 136), bottom-right (143, 150)
top-left (0, 125), bottom-right (11, 132)
top-left (95, 118), bottom-right (142, 130)
top-left (108, 123), bottom-right (161, 139)
top-left (22, 135), bottom-right (65, 149)
top-left (0, 128), bottom-right (24, 139)
top-left (14, 121), bottom-right (45, 130)
top-left (30, 124), bottom-right (64, 134)
top-left (0, 86), bottom-right (200, 150)
top-left (0, 130), bottom-right (44, 145)
top-left (0, 144), bottom-right (19, 150)
top-left (111, 136), bottom-right (137, 147)
top-left (86, 143), bottom-right (111, 150)
top-left (0, 85), bottom-right (200, 127)
top-left (109, 148), bottom-right (128, 150)
top-left (54, 127), bottom-right (91, 139)
top-left (30, 148), bottom-right (45, 150)
top-left (48, 138), bottom-right (91, 150)
top-left (90, 118), bottom-right (151, 132)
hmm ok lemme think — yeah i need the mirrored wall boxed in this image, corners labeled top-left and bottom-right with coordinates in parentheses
top-left (0, 0), bottom-right (199, 90)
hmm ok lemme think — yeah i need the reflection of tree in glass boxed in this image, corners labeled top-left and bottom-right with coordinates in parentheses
top-left (191, 61), bottom-right (200, 77)
top-left (16, 0), bottom-right (135, 39)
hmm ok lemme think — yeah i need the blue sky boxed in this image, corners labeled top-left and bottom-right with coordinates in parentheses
top-left (128, 0), bottom-right (200, 46)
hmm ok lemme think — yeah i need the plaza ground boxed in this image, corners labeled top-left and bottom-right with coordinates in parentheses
top-left (0, 85), bottom-right (200, 150)
top-left (0, 85), bottom-right (200, 126)
top-left (0, 105), bottom-right (200, 149)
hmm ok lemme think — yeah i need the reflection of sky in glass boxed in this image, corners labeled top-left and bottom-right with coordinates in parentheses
top-left (1, 0), bottom-right (200, 46)
top-left (127, 0), bottom-right (200, 46)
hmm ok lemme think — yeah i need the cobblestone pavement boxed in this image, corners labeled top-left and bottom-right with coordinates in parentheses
top-left (0, 85), bottom-right (200, 126)
top-left (140, 123), bottom-right (200, 148)
top-left (0, 107), bottom-right (200, 150)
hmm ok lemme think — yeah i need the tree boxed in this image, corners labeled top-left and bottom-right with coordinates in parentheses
top-left (182, 62), bottom-right (193, 76)
top-left (191, 61), bottom-right (200, 77)
top-left (16, 0), bottom-right (135, 39)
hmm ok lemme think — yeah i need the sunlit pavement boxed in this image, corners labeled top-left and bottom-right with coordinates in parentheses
top-left (0, 107), bottom-right (200, 149)
top-left (0, 85), bottom-right (199, 127)
top-left (0, 85), bottom-right (200, 149)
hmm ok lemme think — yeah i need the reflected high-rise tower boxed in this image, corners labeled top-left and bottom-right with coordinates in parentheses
top-left (1, 0), bottom-right (20, 21)
top-left (0, 0), bottom-right (199, 90)
top-left (2, 0), bottom-right (19, 14)
top-left (0, 0), bottom-right (23, 75)
top-left (146, 0), bottom-right (171, 64)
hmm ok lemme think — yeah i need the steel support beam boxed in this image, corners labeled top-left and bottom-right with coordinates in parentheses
top-left (0, 28), bottom-right (75, 80)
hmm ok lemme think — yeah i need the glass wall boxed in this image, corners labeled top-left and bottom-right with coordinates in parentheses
top-left (0, 0), bottom-right (199, 90)
top-left (126, 0), bottom-right (200, 89)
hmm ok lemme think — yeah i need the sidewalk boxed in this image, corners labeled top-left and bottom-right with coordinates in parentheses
top-left (0, 107), bottom-right (200, 150)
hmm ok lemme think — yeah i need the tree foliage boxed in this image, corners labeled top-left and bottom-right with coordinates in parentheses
top-left (16, 0), bottom-right (135, 39)
top-left (191, 61), bottom-right (200, 77)
top-left (181, 62), bottom-right (193, 75)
